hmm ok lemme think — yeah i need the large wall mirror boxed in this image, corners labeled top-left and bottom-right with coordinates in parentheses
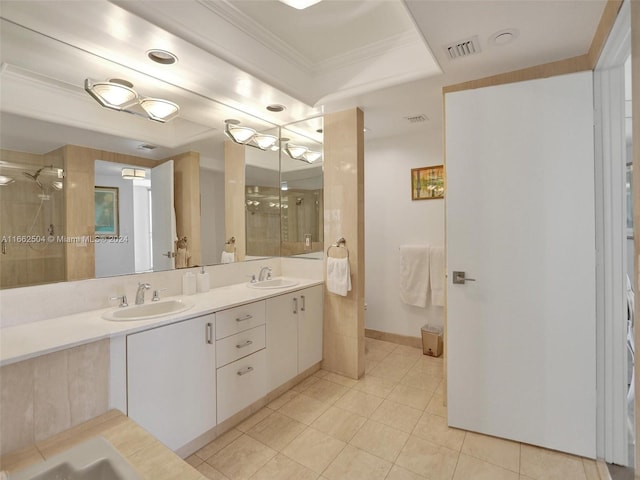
top-left (0, 13), bottom-right (323, 289)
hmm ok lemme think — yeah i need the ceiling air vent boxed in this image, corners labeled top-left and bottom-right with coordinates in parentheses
top-left (137, 144), bottom-right (157, 151)
top-left (444, 36), bottom-right (481, 60)
top-left (405, 114), bottom-right (428, 123)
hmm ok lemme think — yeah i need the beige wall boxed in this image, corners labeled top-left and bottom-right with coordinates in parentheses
top-left (322, 108), bottom-right (365, 379)
top-left (224, 140), bottom-right (246, 261)
top-left (169, 151), bottom-right (202, 267)
top-left (0, 340), bottom-right (109, 456)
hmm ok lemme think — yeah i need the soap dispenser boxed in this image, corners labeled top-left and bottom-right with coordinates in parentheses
top-left (197, 266), bottom-right (210, 293)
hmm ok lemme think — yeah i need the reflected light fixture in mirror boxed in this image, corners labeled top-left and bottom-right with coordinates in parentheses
top-left (0, 175), bottom-right (15, 185)
top-left (224, 121), bottom-right (279, 150)
top-left (121, 168), bottom-right (146, 180)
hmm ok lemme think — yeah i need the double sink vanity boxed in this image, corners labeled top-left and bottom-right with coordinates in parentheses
top-left (0, 273), bottom-right (324, 479)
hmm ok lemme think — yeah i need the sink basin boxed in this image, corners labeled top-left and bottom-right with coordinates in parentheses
top-left (102, 299), bottom-right (193, 321)
top-left (10, 436), bottom-right (141, 480)
top-left (247, 278), bottom-right (299, 289)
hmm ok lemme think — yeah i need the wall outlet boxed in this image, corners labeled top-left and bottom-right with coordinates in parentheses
top-left (304, 234), bottom-right (312, 249)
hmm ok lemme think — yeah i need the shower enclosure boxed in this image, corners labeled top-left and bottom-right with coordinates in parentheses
top-left (0, 158), bottom-right (65, 288)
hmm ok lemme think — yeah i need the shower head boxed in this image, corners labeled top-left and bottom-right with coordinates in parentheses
top-left (22, 170), bottom-right (44, 189)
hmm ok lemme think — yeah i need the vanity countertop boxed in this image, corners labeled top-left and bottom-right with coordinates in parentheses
top-left (0, 410), bottom-right (206, 479)
top-left (0, 278), bottom-right (323, 367)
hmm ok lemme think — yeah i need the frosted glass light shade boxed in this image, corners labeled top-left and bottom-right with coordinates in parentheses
top-left (285, 144), bottom-right (308, 159)
top-left (303, 150), bottom-right (322, 163)
top-left (226, 125), bottom-right (257, 144)
top-left (253, 134), bottom-right (278, 150)
top-left (85, 79), bottom-right (138, 110)
top-left (139, 98), bottom-right (180, 122)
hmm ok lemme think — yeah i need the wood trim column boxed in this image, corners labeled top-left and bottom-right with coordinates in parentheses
top-left (322, 108), bottom-right (365, 379)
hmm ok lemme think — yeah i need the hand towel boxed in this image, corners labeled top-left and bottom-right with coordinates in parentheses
top-left (430, 246), bottom-right (445, 307)
top-left (327, 257), bottom-right (351, 296)
top-left (220, 251), bottom-right (235, 264)
top-left (399, 245), bottom-right (430, 307)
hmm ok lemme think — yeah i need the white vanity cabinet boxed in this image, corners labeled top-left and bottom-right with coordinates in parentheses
top-left (265, 285), bottom-right (324, 392)
top-left (297, 285), bottom-right (324, 372)
top-left (215, 301), bottom-right (268, 422)
top-left (126, 313), bottom-right (216, 452)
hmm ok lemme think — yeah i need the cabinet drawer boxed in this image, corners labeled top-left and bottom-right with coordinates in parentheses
top-left (217, 349), bottom-right (268, 422)
top-left (216, 325), bottom-right (265, 368)
top-left (216, 301), bottom-right (266, 339)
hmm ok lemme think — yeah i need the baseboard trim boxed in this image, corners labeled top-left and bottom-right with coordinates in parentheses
top-left (365, 328), bottom-right (422, 349)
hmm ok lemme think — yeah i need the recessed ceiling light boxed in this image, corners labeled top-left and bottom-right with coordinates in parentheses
top-left (225, 119), bottom-right (241, 125)
top-left (266, 104), bottom-right (286, 112)
top-left (278, 0), bottom-right (322, 9)
top-left (147, 49), bottom-right (178, 65)
top-left (489, 29), bottom-right (519, 46)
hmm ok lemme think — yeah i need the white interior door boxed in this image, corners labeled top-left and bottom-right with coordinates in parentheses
top-left (151, 160), bottom-right (175, 271)
top-left (445, 71), bottom-right (597, 458)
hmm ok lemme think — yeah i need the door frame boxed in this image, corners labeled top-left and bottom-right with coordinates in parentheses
top-left (593, 0), bottom-right (631, 465)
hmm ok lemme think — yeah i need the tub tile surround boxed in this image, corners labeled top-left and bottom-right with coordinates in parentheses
top-left (0, 339), bottom-right (109, 456)
top-left (184, 338), bottom-right (603, 480)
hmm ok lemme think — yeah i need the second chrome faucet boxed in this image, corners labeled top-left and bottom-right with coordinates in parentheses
top-left (136, 282), bottom-right (151, 305)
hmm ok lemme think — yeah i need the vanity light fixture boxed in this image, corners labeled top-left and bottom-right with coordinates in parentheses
top-left (302, 150), bottom-right (322, 163)
top-left (121, 168), bottom-right (146, 180)
top-left (284, 143), bottom-right (308, 160)
top-left (224, 121), bottom-right (278, 151)
top-left (85, 78), bottom-right (180, 123)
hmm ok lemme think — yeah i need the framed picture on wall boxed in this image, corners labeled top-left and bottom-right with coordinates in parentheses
top-left (411, 165), bottom-right (445, 200)
top-left (95, 186), bottom-right (119, 237)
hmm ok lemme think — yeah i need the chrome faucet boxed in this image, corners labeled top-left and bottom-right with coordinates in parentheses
top-left (258, 266), bottom-right (272, 282)
top-left (135, 282), bottom-right (151, 305)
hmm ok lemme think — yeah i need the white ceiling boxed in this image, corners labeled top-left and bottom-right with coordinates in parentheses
top-left (0, 0), bottom-right (607, 163)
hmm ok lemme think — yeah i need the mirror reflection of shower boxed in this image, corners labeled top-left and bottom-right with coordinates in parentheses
top-left (0, 159), bottom-right (66, 288)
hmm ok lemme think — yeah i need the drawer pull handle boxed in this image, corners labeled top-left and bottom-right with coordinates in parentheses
top-left (236, 340), bottom-right (253, 349)
top-left (301, 295), bottom-right (306, 312)
top-left (236, 314), bottom-right (253, 322)
top-left (206, 323), bottom-right (213, 344)
top-left (237, 366), bottom-right (254, 376)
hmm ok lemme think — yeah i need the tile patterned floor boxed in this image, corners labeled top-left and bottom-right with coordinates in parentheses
top-left (186, 338), bottom-right (602, 480)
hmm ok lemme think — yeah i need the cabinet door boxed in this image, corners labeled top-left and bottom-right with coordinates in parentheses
top-left (298, 285), bottom-right (324, 372)
top-left (127, 314), bottom-right (216, 451)
top-left (265, 292), bottom-right (298, 391)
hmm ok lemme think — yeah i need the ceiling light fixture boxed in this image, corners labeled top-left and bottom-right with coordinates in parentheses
top-left (147, 49), bottom-right (178, 65)
top-left (122, 168), bottom-right (146, 180)
top-left (278, 0), bottom-right (322, 9)
top-left (85, 78), bottom-right (180, 123)
top-left (266, 104), bottom-right (286, 112)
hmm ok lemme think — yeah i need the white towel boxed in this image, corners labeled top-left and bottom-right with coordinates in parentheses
top-left (220, 251), bottom-right (235, 264)
top-left (327, 257), bottom-right (351, 296)
top-left (429, 246), bottom-right (445, 307)
top-left (399, 245), bottom-right (430, 307)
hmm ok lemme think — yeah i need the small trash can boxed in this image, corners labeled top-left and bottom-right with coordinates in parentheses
top-left (421, 324), bottom-right (443, 357)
